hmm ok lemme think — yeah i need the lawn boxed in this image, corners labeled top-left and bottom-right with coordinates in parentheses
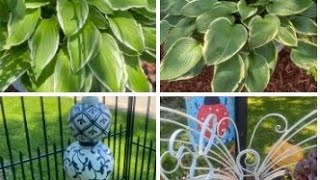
top-left (160, 97), bottom-right (316, 179)
top-left (0, 96), bottom-right (156, 180)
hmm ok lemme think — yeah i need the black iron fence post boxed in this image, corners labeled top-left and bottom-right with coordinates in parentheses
top-left (235, 97), bottom-right (248, 167)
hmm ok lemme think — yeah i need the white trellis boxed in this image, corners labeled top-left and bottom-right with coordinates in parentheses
top-left (160, 107), bottom-right (316, 180)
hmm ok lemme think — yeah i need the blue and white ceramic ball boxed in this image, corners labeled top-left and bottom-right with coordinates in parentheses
top-left (68, 97), bottom-right (112, 143)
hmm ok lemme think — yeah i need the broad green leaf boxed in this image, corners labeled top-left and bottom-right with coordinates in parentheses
top-left (167, 0), bottom-right (187, 16)
top-left (0, 25), bottom-right (7, 51)
top-left (88, 6), bottom-right (109, 29)
top-left (146, 0), bottom-right (156, 12)
top-left (164, 18), bottom-right (195, 52)
top-left (163, 15), bottom-right (184, 26)
top-left (57, 0), bottom-right (89, 36)
top-left (88, 33), bottom-right (127, 92)
top-left (248, 14), bottom-right (280, 49)
top-left (238, 0), bottom-right (257, 20)
top-left (80, 67), bottom-right (93, 92)
top-left (87, 0), bottom-right (113, 14)
top-left (290, 40), bottom-right (316, 70)
top-left (54, 49), bottom-right (83, 91)
top-left (250, 0), bottom-right (269, 6)
top-left (266, 0), bottom-right (313, 16)
top-left (171, 59), bottom-right (205, 81)
top-left (143, 27), bottom-right (156, 51)
top-left (212, 1), bottom-right (238, 13)
top-left (274, 19), bottom-right (297, 46)
top-left (25, 0), bottom-right (49, 8)
top-left (161, 37), bottom-right (202, 80)
top-left (203, 17), bottom-right (247, 65)
top-left (290, 16), bottom-right (316, 35)
top-left (67, 22), bottom-right (101, 73)
top-left (124, 55), bottom-right (151, 92)
top-left (236, 52), bottom-right (249, 92)
top-left (10, 0), bottom-right (26, 19)
top-left (134, 8), bottom-right (156, 21)
top-left (254, 41), bottom-right (278, 72)
top-left (301, 2), bottom-right (316, 18)
top-left (180, 0), bottom-right (217, 17)
top-left (0, 46), bottom-right (30, 91)
top-left (108, 0), bottom-right (147, 10)
top-left (245, 53), bottom-right (270, 92)
top-left (0, 0), bottom-right (10, 22)
top-left (5, 8), bottom-right (40, 49)
top-left (160, 20), bottom-right (172, 44)
top-left (212, 54), bottom-right (245, 92)
top-left (141, 50), bottom-right (156, 63)
top-left (109, 12), bottom-right (145, 53)
top-left (29, 16), bottom-right (59, 80)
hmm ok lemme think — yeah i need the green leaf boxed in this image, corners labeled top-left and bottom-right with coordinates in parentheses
top-left (163, 15), bottom-right (184, 26)
top-left (160, 37), bottom-right (202, 80)
top-left (88, 33), bottom-right (127, 92)
top-left (57, 0), bottom-right (89, 36)
top-left (290, 16), bottom-right (316, 35)
top-left (28, 16), bottom-right (59, 80)
top-left (80, 67), bottom-right (93, 92)
top-left (10, 0), bottom-right (26, 19)
top-left (108, 0), bottom-right (147, 10)
top-left (203, 17), bottom-right (247, 65)
top-left (245, 53), bottom-right (270, 92)
top-left (0, 0), bottom-right (10, 22)
top-left (171, 59), bottom-right (205, 81)
top-left (254, 41), bottom-right (278, 72)
top-left (88, 6), bottom-right (109, 29)
top-left (301, 2), bottom-right (316, 18)
top-left (180, 0), bottom-right (217, 17)
top-left (238, 0), bottom-right (258, 20)
top-left (166, 0), bottom-right (187, 16)
top-left (160, 0), bottom-right (171, 12)
top-left (124, 55), bottom-right (151, 92)
top-left (212, 54), bottom-right (245, 92)
top-left (266, 0), bottom-right (313, 16)
top-left (160, 20), bottom-right (172, 44)
top-left (25, 0), bottom-right (49, 9)
top-left (109, 11), bottom-right (145, 53)
top-left (146, 0), bottom-right (156, 12)
top-left (0, 46), bottom-right (30, 91)
top-left (67, 22), bottom-right (101, 73)
top-left (87, 0), bottom-right (113, 14)
top-left (54, 49), bottom-right (83, 92)
top-left (143, 27), bottom-right (156, 51)
top-left (5, 8), bottom-right (40, 49)
top-left (248, 14), bottom-right (280, 49)
top-left (290, 40), bottom-right (316, 70)
top-left (141, 50), bottom-right (156, 63)
top-left (274, 20), bottom-right (297, 46)
top-left (0, 25), bottom-right (7, 51)
top-left (163, 18), bottom-right (195, 52)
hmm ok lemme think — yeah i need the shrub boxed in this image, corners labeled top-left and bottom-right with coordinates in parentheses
top-left (0, 0), bottom-right (155, 92)
top-left (160, 0), bottom-right (317, 92)
top-left (294, 149), bottom-right (317, 180)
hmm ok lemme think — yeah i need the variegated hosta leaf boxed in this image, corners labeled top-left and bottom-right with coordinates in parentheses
top-left (160, 0), bottom-right (171, 12)
top-left (86, 0), bottom-right (113, 15)
top-left (171, 59), bottom-right (205, 81)
top-left (160, 20), bottom-right (172, 44)
top-left (109, 11), bottom-right (145, 53)
top-left (88, 6), bottom-right (109, 29)
top-left (0, 0), bottom-right (10, 22)
top-left (166, 0), bottom-right (187, 16)
top-left (25, 0), bottom-right (49, 9)
top-left (88, 33), bottom-right (127, 92)
top-left (146, 0), bottom-right (155, 12)
top-left (274, 19), bottom-right (297, 47)
top-left (5, 8), bottom-right (40, 49)
top-left (290, 16), bottom-right (316, 35)
top-left (163, 15), bottom-right (184, 27)
top-left (301, 2), bottom-right (316, 18)
top-left (141, 50), bottom-right (156, 63)
top-left (203, 17), bottom-right (247, 65)
top-left (163, 18), bottom-right (195, 52)
top-left (248, 14), bottom-right (280, 49)
top-left (57, 0), bottom-right (89, 36)
top-left (212, 54), bottom-right (245, 92)
top-left (0, 46), bottom-right (30, 91)
top-left (180, 0), bottom-right (218, 17)
top-left (0, 25), bottom-right (7, 51)
top-left (124, 55), bottom-right (151, 92)
top-left (254, 41), bottom-right (278, 72)
top-left (67, 22), bottom-right (101, 73)
top-left (290, 40), bottom-right (316, 70)
top-left (266, 0), bottom-right (313, 16)
top-left (108, 0), bottom-right (147, 10)
top-left (245, 53), bottom-right (270, 92)
top-left (143, 27), bottom-right (156, 51)
top-left (160, 37), bottom-right (202, 80)
top-left (29, 16), bottom-right (59, 80)
top-left (10, 0), bottom-right (26, 19)
top-left (238, 0), bottom-right (257, 20)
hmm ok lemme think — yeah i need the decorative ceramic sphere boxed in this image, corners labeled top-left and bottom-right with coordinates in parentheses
top-left (68, 97), bottom-right (111, 143)
top-left (64, 97), bottom-right (114, 180)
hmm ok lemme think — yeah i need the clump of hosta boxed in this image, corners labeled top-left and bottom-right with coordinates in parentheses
top-left (0, 0), bottom-right (155, 92)
top-left (160, 0), bottom-right (317, 92)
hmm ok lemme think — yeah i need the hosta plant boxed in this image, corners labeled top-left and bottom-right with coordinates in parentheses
top-left (160, 0), bottom-right (317, 92)
top-left (0, 0), bottom-right (155, 92)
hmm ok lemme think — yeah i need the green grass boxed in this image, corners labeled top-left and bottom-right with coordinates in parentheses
top-left (0, 97), bottom-right (156, 180)
top-left (160, 97), bottom-right (316, 179)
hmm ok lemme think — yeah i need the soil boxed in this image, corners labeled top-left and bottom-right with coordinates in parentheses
top-left (160, 48), bottom-right (317, 92)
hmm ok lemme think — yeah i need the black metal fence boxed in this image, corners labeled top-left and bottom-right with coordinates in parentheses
top-left (0, 96), bottom-right (156, 180)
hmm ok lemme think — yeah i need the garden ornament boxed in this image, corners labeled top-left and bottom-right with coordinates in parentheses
top-left (64, 97), bottom-right (114, 179)
top-left (160, 107), bottom-right (316, 180)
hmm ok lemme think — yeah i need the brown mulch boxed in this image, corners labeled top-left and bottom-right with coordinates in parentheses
top-left (161, 48), bottom-right (317, 92)
top-left (142, 61), bottom-right (156, 91)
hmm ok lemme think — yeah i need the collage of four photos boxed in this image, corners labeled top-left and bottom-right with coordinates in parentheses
top-left (0, 0), bottom-right (318, 179)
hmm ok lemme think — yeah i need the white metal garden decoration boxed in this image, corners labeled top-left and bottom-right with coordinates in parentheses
top-left (63, 97), bottom-right (114, 179)
top-left (160, 107), bottom-right (316, 180)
